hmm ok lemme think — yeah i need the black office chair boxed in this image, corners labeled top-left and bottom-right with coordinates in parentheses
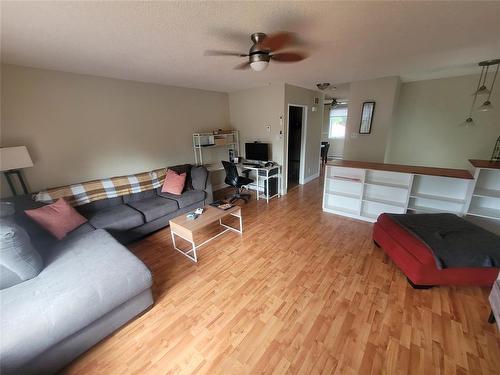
top-left (222, 161), bottom-right (254, 203)
top-left (321, 142), bottom-right (330, 164)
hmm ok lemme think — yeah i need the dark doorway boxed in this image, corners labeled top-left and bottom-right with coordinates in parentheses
top-left (287, 105), bottom-right (303, 189)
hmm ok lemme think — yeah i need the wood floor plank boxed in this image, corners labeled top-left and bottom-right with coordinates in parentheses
top-left (63, 175), bottom-right (500, 374)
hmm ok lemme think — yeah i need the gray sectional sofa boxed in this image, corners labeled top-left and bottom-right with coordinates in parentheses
top-left (0, 164), bottom-right (212, 374)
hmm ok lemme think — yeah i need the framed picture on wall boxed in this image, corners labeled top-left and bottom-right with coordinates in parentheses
top-left (359, 101), bottom-right (375, 134)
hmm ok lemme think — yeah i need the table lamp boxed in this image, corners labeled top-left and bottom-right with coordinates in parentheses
top-left (0, 146), bottom-right (34, 195)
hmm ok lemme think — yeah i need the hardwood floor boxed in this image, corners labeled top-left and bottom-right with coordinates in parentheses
top-left (65, 177), bottom-right (500, 374)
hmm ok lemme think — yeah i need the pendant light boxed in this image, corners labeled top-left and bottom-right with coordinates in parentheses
top-left (461, 59), bottom-right (500, 126)
top-left (472, 66), bottom-right (491, 96)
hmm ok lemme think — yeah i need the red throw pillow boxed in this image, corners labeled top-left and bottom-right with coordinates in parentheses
top-left (161, 169), bottom-right (187, 195)
top-left (25, 198), bottom-right (87, 240)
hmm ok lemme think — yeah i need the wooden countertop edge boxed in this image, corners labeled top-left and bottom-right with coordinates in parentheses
top-left (326, 160), bottom-right (474, 179)
top-left (468, 159), bottom-right (500, 170)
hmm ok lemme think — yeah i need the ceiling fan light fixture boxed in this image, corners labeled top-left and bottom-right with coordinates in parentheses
top-left (250, 60), bottom-right (268, 72)
top-left (317, 83), bottom-right (330, 91)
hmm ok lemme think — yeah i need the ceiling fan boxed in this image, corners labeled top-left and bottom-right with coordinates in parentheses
top-left (205, 32), bottom-right (308, 72)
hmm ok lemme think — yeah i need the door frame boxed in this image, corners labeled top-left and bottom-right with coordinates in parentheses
top-left (284, 103), bottom-right (308, 193)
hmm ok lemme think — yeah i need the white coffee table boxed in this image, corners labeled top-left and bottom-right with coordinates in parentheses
top-left (169, 205), bottom-right (242, 262)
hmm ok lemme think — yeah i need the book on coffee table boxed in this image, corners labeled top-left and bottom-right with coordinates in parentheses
top-left (209, 200), bottom-right (234, 210)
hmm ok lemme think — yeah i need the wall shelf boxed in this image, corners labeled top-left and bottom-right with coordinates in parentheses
top-left (473, 188), bottom-right (500, 199)
top-left (364, 180), bottom-right (409, 190)
top-left (407, 205), bottom-right (459, 214)
top-left (326, 190), bottom-right (360, 199)
top-left (362, 197), bottom-right (406, 208)
top-left (330, 176), bottom-right (363, 183)
top-left (467, 207), bottom-right (500, 220)
top-left (410, 192), bottom-right (466, 204)
top-left (193, 131), bottom-right (239, 166)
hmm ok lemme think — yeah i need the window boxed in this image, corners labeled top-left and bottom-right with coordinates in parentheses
top-left (329, 106), bottom-right (348, 139)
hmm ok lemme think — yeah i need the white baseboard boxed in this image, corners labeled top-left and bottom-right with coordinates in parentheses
top-left (303, 172), bottom-right (320, 184)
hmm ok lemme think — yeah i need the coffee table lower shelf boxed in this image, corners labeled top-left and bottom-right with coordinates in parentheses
top-left (169, 206), bottom-right (242, 262)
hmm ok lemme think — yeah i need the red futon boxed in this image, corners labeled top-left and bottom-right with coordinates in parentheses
top-left (373, 213), bottom-right (499, 288)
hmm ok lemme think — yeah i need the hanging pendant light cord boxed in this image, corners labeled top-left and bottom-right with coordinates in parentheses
top-left (485, 63), bottom-right (499, 102)
top-left (481, 65), bottom-right (489, 86)
top-left (469, 66), bottom-right (484, 116)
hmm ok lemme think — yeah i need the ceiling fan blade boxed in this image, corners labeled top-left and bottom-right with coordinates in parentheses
top-left (270, 52), bottom-right (308, 62)
top-left (204, 50), bottom-right (247, 57)
top-left (234, 61), bottom-right (251, 70)
top-left (260, 32), bottom-right (294, 52)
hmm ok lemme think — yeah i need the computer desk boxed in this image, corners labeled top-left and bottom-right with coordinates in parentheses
top-left (236, 163), bottom-right (282, 202)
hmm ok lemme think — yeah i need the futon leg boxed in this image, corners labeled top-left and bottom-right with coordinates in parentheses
top-left (406, 277), bottom-right (434, 290)
top-left (488, 310), bottom-right (496, 324)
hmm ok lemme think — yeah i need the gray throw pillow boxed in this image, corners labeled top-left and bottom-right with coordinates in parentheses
top-left (191, 166), bottom-right (208, 190)
top-left (0, 219), bottom-right (44, 289)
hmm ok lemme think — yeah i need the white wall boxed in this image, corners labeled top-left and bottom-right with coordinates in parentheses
top-left (343, 76), bottom-right (401, 162)
top-left (284, 84), bottom-right (324, 183)
top-left (387, 74), bottom-right (500, 169)
top-left (0, 64), bottom-right (230, 196)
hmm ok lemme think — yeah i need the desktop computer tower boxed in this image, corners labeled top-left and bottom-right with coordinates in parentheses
top-left (264, 177), bottom-right (278, 198)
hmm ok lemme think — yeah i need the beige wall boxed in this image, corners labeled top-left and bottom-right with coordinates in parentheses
top-left (284, 83), bottom-right (324, 182)
top-left (322, 104), bottom-right (345, 158)
top-left (228, 83), bottom-right (285, 165)
top-left (387, 74), bottom-right (500, 169)
top-left (228, 83), bottom-right (324, 192)
top-left (343, 76), bottom-right (401, 162)
top-left (0, 64), bottom-right (229, 196)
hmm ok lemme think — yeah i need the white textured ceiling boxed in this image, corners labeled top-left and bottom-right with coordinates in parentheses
top-left (2, 1), bottom-right (500, 92)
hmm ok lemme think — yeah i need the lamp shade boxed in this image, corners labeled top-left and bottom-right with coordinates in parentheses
top-left (0, 146), bottom-right (34, 171)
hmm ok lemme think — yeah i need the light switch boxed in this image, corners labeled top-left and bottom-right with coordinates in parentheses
top-left (351, 132), bottom-right (358, 139)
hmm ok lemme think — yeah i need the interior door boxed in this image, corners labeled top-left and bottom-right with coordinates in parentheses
top-left (288, 106), bottom-right (303, 188)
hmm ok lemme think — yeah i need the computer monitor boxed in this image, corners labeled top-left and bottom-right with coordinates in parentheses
top-left (245, 142), bottom-right (270, 162)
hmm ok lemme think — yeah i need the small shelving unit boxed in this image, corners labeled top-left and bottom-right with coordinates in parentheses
top-left (193, 131), bottom-right (239, 170)
top-left (323, 166), bottom-right (364, 219)
top-left (407, 174), bottom-right (471, 215)
top-left (467, 163), bottom-right (500, 222)
top-left (323, 167), bottom-right (412, 222)
top-left (322, 160), bottom-right (482, 224)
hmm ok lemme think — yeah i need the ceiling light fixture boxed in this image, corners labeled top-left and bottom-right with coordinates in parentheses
top-left (250, 60), bottom-right (268, 72)
top-left (317, 83), bottom-right (330, 90)
top-left (461, 58), bottom-right (500, 126)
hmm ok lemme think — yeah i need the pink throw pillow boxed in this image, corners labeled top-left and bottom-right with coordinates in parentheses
top-left (161, 169), bottom-right (186, 195)
top-left (25, 198), bottom-right (87, 240)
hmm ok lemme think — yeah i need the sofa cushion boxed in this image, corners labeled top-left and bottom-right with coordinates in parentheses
top-left (159, 190), bottom-right (205, 208)
top-left (0, 229), bottom-right (152, 371)
top-left (127, 196), bottom-right (179, 223)
top-left (0, 220), bottom-right (44, 290)
top-left (122, 189), bottom-right (157, 204)
top-left (77, 197), bottom-right (124, 216)
top-left (84, 204), bottom-right (144, 231)
top-left (191, 166), bottom-right (208, 190)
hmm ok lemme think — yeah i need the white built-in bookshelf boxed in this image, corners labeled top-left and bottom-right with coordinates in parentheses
top-left (323, 160), bottom-right (500, 226)
top-left (467, 164), bottom-right (500, 221)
